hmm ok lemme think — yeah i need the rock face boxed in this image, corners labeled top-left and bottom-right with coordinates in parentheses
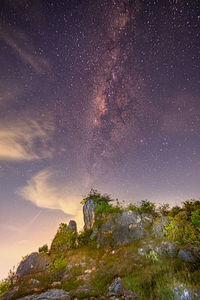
top-left (18, 289), bottom-right (70, 300)
top-left (83, 199), bottom-right (97, 229)
top-left (16, 252), bottom-right (50, 277)
top-left (92, 211), bottom-right (145, 247)
top-left (153, 216), bottom-right (170, 237)
top-left (67, 220), bottom-right (77, 233)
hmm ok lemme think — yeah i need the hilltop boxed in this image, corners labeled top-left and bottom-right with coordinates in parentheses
top-left (0, 190), bottom-right (200, 300)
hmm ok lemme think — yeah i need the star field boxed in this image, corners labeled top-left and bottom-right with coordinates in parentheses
top-left (0, 0), bottom-right (200, 279)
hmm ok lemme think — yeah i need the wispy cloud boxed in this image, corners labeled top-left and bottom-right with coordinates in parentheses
top-left (0, 117), bottom-right (54, 161)
top-left (18, 169), bottom-right (83, 227)
top-left (0, 27), bottom-right (50, 74)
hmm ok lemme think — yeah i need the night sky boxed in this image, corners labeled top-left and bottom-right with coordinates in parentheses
top-left (0, 0), bottom-right (200, 279)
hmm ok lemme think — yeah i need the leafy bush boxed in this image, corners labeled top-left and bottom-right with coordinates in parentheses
top-left (53, 257), bottom-right (66, 270)
top-left (191, 210), bottom-right (200, 228)
top-left (128, 200), bottom-right (157, 216)
top-left (38, 244), bottom-right (48, 253)
top-left (165, 208), bottom-right (200, 246)
top-left (81, 189), bottom-right (113, 205)
top-left (168, 206), bottom-right (182, 217)
top-left (145, 250), bottom-right (158, 263)
top-left (0, 280), bottom-right (10, 295)
top-left (158, 204), bottom-right (170, 216)
top-left (77, 229), bottom-right (93, 247)
top-left (51, 223), bottom-right (77, 252)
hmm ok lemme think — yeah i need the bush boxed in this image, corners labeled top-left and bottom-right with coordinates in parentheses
top-left (77, 229), bottom-right (93, 247)
top-left (51, 223), bottom-right (77, 252)
top-left (158, 204), bottom-right (170, 216)
top-left (0, 280), bottom-right (10, 295)
top-left (139, 200), bottom-right (156, 215)
top-left (81, 189), bottom-right (113, 205)
top-left (165, 208), bottom-right (200, 246)
top-left (38, 244), bottom-right (48, 253)
top-left (191, 210), bottom-right (200, 228)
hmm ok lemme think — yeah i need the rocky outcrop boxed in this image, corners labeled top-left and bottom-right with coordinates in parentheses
top-left (92, 211), bottom-right (145, 247)
top-left (16, 252), bottom-right (50, 277)
top-left (83, 199), bottom-right (97, 229)
top-left (153, 216), bottom-right (170, 237)
top-left (67, 220), bottom-right (77, 233)
top-left (18, 289), bottom-right (70, 300)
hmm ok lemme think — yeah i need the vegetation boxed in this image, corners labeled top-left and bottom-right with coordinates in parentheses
top-left (38, 244), bottom-right (48, 253)
top-left (165, 199), bottom-right (200, 247)
top-left (128, 199), bottom-right (157, 216)
top-left (1, 191), bottom-right (200, 299)
top-left (80, 188), bottom-right (113, 205)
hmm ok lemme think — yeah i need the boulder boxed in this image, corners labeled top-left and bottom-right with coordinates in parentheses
top-left (18, 289), bottom-right (70, 300)
top-left (178, 249), bottom-right (195, 262)
top-left (153, 216), bottom-right (170, 237)
top-left (83, 199), bottom-right (97, 229)
top-left (16, 252), bottom-right (50, 277)
top-left (92, 211), bottom-right (144, 247)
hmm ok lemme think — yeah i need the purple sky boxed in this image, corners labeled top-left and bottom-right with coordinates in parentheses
top-left (0, 0), bottom-right (200, 279)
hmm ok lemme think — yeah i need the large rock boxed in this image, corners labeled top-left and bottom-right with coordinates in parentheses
top-left (67, 220), bottom-right (77, 233)
top-left (153, 216), bottom-right (170, 237)
top-left (18, 289), bottom-right (70, 300)
top-left (16, 252), bottom-right (50, 277)
top-left (83, 199), bottom-right (97, 229)
top-left (178, 249), bottom-right (195, 262)
top-left (92, 211), bottom-right (144, 247)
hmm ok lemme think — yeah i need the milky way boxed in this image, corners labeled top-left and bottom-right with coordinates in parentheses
top-left (0, 0), bottom-right (200, 279)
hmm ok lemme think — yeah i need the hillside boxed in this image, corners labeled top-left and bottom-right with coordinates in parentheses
top-left (1, 190), bottom-right (200, 300)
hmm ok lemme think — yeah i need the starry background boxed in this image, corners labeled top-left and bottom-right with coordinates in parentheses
top-left (0, 0), bottom-right (200, 279)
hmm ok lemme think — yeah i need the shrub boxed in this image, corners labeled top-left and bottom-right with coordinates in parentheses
top-left (145, 250), bottom-right (158, 263)
top-left (81, 189), bottom-right (113, 205)
top-left (53, 257), bottom-right (66, 270)
top-left (38, 244), bottom-right (48, 253)
top-left (139, 200), bottom-right (156, 215)
top-left (0, 280), bottom-right (10, 295)
top-left (165, 209), bottom-right (200, 246)
top-left (77, 229), bottom-right (93, 247)
top-left (168, 206), bottom-right (182, 217)
top-left (158, 204), bottom-right (170, 216)
top-left (51, 223), bottom-right (77, 252)
top-left (191, 210), bottom-right (200, 228)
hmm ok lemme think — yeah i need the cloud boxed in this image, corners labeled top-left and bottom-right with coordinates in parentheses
top-left (0, 117), bottom-right (54, 161)
top-left (18, 169), bottom-right (83, 228)
top-left (0, 27), bottom-right (50, 74)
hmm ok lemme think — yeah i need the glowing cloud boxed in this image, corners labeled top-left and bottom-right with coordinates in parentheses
top-left (0, 118), bottom-right (54, 161)
top-left (18, 169), bottom-right (83, 228)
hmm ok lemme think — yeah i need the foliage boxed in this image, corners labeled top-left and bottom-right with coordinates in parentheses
top-left (145, 250), bottom-right (158, 263)
top-left (191, 210), bottom-right (200, 228)
top-left (51, 223), bottom-right (77, 252)
top-left (165, 207), bottom-right (200, 246)
top-left (158, 204), bottom-right (170, 216)
top-left (95, 201), bottom-right (122, 216)
top-left (77, 229), bottom-right (93, 247)
top-left (80, 189), bottom-right (113, 205)
top-left (128, 200), bottom-right (157, 216)
top-left (0, 280), bottom-right (10, 295)
top-left (38, 244), bottom-right (48, 253)
top-left (53, 257), bottom-right (66, 270)
top-left (127, 203), bottom-right (139, 212)
top-left (168, 206), bottom-right (182, 217)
